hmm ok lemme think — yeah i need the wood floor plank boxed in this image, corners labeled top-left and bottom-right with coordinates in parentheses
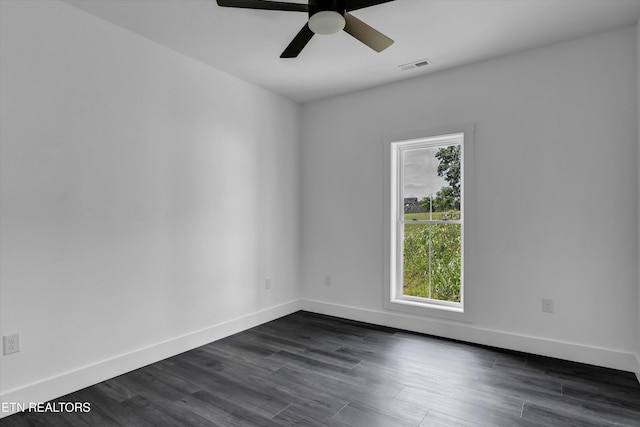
top-left (194, 377), bottom-right (290, 420)
top-left (522, 392), bottom-right (640, 426)
top-left (268, 364), bottom-right (388, 404)
top-left (67, 386), bottom-right (152, 427)
top-left (2, 311), bottom-right (639, 426)
top-left (420, 409), bottom-right (480, 427)
top-left (330, 401), bottom-right (418, 427)
top-left (142, 362), bottom-right (203, 395)
top-left (268, 350), bottom-right (406, 397)
top-left (270, 403), bottom-right (330, 427)
top-left (120, 394), bottom-right (193, 427)
top-left (394, 384), bottom-right (525, 426)
top-left (190, 389), bottom-right (281, 427)
top-left (171, 393), bottom-right (236, 427)
top-left (520, 401), bottom-right (607, 427)
top-left (337, 397), bottom-right (429, 426)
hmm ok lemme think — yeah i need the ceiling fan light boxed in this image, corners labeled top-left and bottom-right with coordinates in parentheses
top-left (308, 11), bottom-right (345, 35)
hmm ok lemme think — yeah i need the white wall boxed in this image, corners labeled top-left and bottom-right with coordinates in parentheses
top-left (0, 0), bottom-right (301, 409)
top-left (302, 26), bottom-right (639, 372)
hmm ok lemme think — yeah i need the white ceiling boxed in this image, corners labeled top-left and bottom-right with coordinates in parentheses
top-left (62, 0), bottom-right (640, 103)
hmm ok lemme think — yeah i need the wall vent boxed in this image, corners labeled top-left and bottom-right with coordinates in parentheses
top-left (398, 58), bottom-right (430, 71)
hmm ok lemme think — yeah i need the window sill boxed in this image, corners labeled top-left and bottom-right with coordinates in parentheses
top-left (385, 297), bottom-right (468, 322)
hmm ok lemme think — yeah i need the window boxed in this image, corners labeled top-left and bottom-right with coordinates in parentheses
top-left (384, 126), bottom-right (471, 316)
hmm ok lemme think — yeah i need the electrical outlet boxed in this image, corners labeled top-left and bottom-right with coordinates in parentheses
top-left (324, 275), bottom-right (332, 286)
top-left (265, 278), bottom-right (271, 290)
top-left (3, 333), bottom-right (20, 355)
top-left (542, 298), bottom-right (554, 313)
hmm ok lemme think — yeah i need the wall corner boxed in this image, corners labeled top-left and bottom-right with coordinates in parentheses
top-left (636, 17), bottom-right (640, 374)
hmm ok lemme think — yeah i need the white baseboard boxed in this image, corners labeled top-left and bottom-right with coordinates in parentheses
top-left (301, 299), bottom-right (640, 375)
top-left (0, 300), bottom-right (301, 419)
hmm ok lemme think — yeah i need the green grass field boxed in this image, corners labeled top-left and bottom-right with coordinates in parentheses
top-left (404, 211), bottom-right (461, 221)
top-left (402, 210), bottom-right (461, 302)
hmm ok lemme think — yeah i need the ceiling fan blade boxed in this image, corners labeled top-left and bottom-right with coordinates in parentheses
top-left (345, 0), bottom-right (394, 12)
top-left (281, 23), bottom-right (314, 58)
top-left (343, 12), bottom-right (393, 52)
top-left (216, 0), bottom-right (308, 12)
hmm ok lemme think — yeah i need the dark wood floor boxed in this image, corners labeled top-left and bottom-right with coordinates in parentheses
top-left (2, 311), bottom-right (640, 426)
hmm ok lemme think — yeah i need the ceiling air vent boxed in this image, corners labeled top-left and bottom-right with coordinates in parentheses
top-left (398, 58), bottom-right (430, 71)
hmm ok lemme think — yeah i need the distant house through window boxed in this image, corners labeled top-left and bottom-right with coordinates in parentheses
top-left (387, 131), bottom-right (467, 314)
top-left (403, 197), bottom-right (421, 213)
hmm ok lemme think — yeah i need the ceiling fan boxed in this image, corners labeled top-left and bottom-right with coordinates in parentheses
top-left (216, 0), bottom-right (395, 58)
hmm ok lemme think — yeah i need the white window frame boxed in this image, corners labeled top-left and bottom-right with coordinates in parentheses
top-left (383, 124), bottom-right (474, 321)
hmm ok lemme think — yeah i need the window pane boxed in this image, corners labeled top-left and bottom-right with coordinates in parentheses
top-left (402, 145), bottom-right (461, 221)
top-left (403, 223), bottom-right (461, 302)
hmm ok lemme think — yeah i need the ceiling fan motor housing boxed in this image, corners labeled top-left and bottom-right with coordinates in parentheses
top-left (309, 0), bottom-right (347, 16)
top-left (308, 0), bottom-right (347, 34)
